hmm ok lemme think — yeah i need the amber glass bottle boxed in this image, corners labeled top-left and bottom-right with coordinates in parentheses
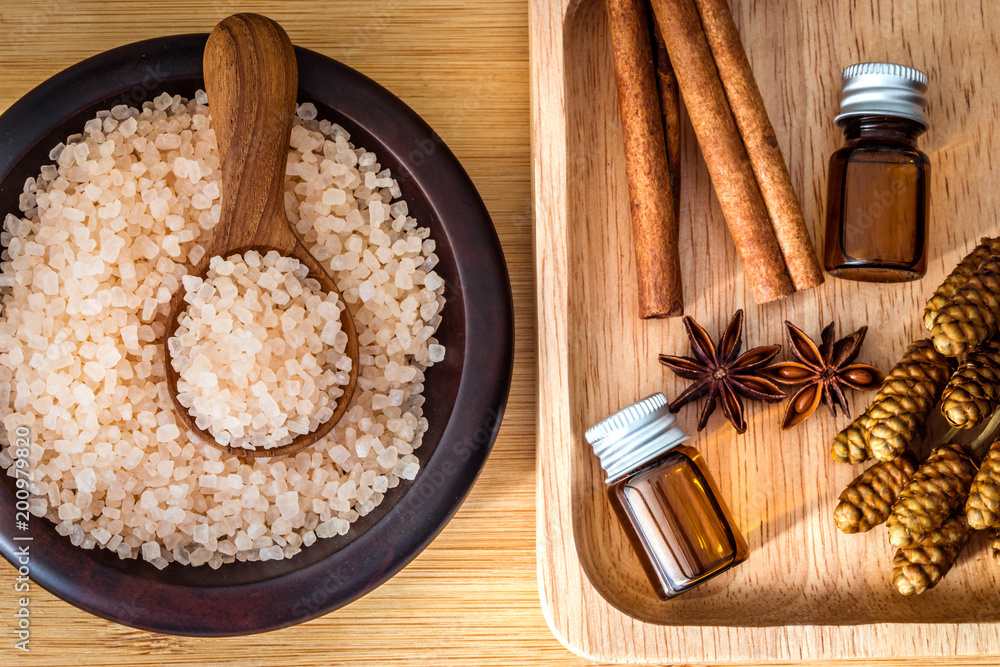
top-left (825, 63), bottom-right (930, 282)
top-left (585, 394), bottom-right (749, 600)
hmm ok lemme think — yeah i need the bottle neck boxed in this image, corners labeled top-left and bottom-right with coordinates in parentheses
top-left (839, 115), bottom-right (926, 146)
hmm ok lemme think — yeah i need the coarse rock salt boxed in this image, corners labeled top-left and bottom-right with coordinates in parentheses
top-left (0, 92), bottom-right (446, 569)
top-left (428, 344), bottom-right (446, 363)
top-left (171, 252), bottom-right (350, 450)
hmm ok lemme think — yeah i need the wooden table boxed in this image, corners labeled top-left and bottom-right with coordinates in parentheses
top-left (0, 1), bottom-right (571, 664)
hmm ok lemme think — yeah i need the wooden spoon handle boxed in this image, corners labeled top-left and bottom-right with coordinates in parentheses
top-left (204, 13), bottom-right (299, 256)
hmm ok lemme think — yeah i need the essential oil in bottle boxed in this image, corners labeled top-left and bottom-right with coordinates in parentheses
top-left (585, 394), bottom-right (749, 600)
top-left (824, 62), bottom-right (930, 283)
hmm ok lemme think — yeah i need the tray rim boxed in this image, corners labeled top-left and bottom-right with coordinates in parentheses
top-left (530, 0), bottom-right (1000, 661)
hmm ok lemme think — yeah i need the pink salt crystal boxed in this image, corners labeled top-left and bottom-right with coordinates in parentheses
top-left (215, 259), bottom-right (235, 276)
top-left (141, 541), bottom-right (161, 561)
top-left (141, 553), bottom-right (165, 568)
top-left (139, 490), bottom-right (157, 510)
top-left (156, 424), bottom-right (180, 443)
top-left (258, 393), bottom-right (281, 418)
top-left (203, 461), bottom-right (225, 475)
top-left (210, 316), bottom-right (233, 335)
top-left (193, 523), bottom-right (211, 544)
top-left (257, 273), bottom-right (279, 291)
top-left (424, 271), bottom-right (444, 291)
top-left (172, 157), bottom-right (188, 179)
top-left (217, 282), bottom-right (238, 301)
top-left (72, 384), bottom-right (96, 405)
top-left (162, 507), bottom-right (185, 524)
top-left (85, 256), bottom-right (107, 277)
top-left (79, 299), bottom-right (102, 316)
top-left (120, 325), bottom-right (140, 351)
top-left (234, 532), bottom-right (252, 551)
top-left (243, 522), bottom-right (265, 541)
top-left (83, 361), bottom-right (105, 382)
top-left (188, 548), bottom-right (213, 567)
top-left (122, 448), bottom-right (144, 470)
top-left (75, 468), bottom-right (98, 494)
top-left (115, 542), bottom-right (133, 560)
top-left (188, 244), bottom-right (207, 266)
top-left (96, 344), bottom-right (122, 368)
top-left (322, 188), bottom-right (346, 206)
top-left (139, 297), bottom-right (157, 321)
top-left (428, 344), bottom-right (446, 363)
top-left (316, 300), bottom-right (340, 321)
top-left (337, 479), bottom-right (356, 501)
top-left (99, 235), bottom-right (125, 263)
top-left (276, 491), bottom-right (299, 520)
top-left (162, 235), bottom-right (181, 257)
top-left (119, 260), bottom-right (136, 281)
top-left (195, 283), bottom-right (216, 303)
top-left (119, 117), bottom-right (137, 137)
top-left (154, 133), bottom-right (182, 150)
top-left (148, 199), bottom-right (168, 220)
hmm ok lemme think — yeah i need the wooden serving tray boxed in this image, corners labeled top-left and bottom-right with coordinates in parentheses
top-left (533, 0), bottom-right (1000, 662)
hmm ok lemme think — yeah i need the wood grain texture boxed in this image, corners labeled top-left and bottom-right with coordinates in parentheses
top-left (203, 13), bottom-right (299, 254)
top-left (534, 0), bottom-right (1000, 662)
top-left (0, 1), bottom-right (565, 664)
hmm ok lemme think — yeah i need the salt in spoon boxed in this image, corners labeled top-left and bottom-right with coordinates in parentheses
top-left (163, 13), bottom-right (359, 459)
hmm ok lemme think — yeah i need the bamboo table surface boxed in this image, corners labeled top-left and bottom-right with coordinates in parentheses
top-left (0, 1), bottom-right (999, 666)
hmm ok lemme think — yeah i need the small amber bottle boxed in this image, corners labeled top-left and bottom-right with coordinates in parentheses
top-left (585, 394), bottom-right (749, 600)
top-left (825, 62), bottom-right (930, 282)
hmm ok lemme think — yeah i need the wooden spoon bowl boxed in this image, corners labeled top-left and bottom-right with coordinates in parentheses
top-left (163, 14), bottom-right (359, 459)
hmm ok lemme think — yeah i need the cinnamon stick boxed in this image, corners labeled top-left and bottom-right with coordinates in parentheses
top-left (606, 0), bottom-right (684, 318)
top-left (650, 19), bottom-right (682, 223)
top-left (647, 0), bottom-right (795, 304)
top-left (691, 0), bottom-right (824, 291)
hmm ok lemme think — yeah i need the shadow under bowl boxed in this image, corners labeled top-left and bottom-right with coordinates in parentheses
top-left (0, 34), bottom-right (513, 636)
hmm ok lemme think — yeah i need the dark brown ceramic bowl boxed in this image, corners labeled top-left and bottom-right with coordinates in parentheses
top-left (0, 35), bottom-right (513, 636)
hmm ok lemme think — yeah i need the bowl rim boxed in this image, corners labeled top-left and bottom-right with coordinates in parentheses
top-left (0, 33), bottom-right (513, 636)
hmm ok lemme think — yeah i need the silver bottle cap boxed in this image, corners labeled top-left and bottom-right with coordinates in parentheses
top-left (834, 62), bottom-right (928, 127)
top-left (585, 393), bottom-right (689, 482)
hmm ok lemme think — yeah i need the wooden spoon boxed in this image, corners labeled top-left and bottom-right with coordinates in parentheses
top-left (163, 13), bottom-right (359, 459)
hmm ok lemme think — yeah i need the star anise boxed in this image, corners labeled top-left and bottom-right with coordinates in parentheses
top-left (759, 321), bottom-right (885, 429)
top-left (658, 310), bottom-right (785, 434)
